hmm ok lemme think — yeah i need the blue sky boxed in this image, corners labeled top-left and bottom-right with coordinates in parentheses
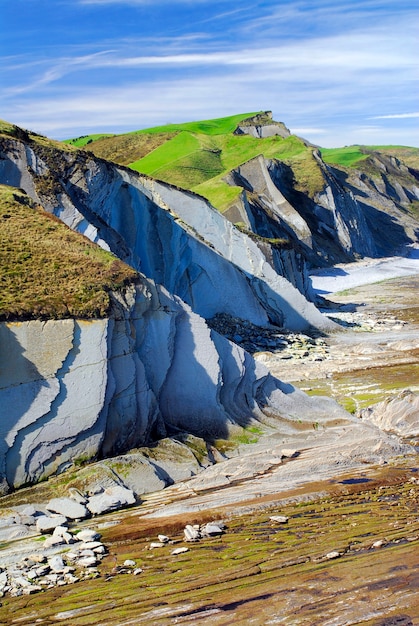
top-left (1, 0), bottom-right (418, 147)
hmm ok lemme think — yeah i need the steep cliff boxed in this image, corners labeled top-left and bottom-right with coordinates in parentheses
top-left (223, 150), bottom-right (419, 267)
top-left (0, 127), bottom-right (335, 333)
top-left (0, 262), bottom-right (349, 494)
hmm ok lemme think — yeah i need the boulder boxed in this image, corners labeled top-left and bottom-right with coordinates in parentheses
top-left (86, 486), bottom-right (136, 515)
top-left (75, 529), bottom-right (101, 543)
top-left (36, 515), bottom-right (68, 533)
top-left (48, 555), bottom-right (66, 573)
top-left (46, 498), bottom-right (89, 520)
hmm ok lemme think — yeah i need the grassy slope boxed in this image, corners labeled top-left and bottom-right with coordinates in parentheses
top-left (0, 185), bottom-right (137, 320)
top-left (63, 114), bottom-right (419, 212)
top-left (126, 117), bottom-right (317, 211)
top-left (321, 145), bottom-right (419, 169)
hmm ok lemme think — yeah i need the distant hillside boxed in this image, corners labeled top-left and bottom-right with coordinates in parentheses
top-left (0, 185), bottom-right (137, 320)
top-left (321, 145), bottom-right (419, 170)
top-left (66, 113), bottom-right (419, 218)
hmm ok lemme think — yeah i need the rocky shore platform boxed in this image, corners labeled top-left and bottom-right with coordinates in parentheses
top-left (0, 273), bottom-right (418, 625)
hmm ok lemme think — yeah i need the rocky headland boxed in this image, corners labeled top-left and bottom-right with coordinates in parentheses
top-left (0, 115), bottom-right (418, 623)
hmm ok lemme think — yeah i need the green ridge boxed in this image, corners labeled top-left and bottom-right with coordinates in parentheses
top-left (62, 113), bottom-right (419, 212)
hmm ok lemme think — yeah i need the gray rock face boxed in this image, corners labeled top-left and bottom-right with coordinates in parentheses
top-left (0, 135), bottom-right (334, 334)
top-left (0, 271), bottom-right (350, 491)
top-left (359, 390), bottom-right (419, 437)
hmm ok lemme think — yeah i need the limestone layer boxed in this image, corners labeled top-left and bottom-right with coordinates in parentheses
top-left (0, 277), bottom-right (350, 493)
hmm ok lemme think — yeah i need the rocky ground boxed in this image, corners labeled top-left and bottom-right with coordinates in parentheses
top-left (0, 273), bottom-right (418, 625)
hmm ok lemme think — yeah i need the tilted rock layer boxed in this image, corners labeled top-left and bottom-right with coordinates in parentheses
top-left (0, 135), bottom-right (334, 333)
top-left (0, 276), bottom-right (350, 493)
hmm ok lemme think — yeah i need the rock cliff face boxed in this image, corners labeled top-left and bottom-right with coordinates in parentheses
top-left (0, 124), bottom-right (416, 494)
top-left (0, 274), bottom-right (348, 493)
top-left (0, 134), bottom-right (334, 333)
top-left (223, 149), bottom-right (419, 267)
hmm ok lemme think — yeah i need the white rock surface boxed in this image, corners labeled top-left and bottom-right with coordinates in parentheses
top-left (36, 516), bottom-right (68, 533)
top-left (46, 498), bottom-right (89, 520)
top-left (359, 390), bottom-right (419, 437)
top-left (86, 486), bottom-right (136, 515)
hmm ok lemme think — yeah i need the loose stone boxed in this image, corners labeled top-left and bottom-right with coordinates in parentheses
top-left (201, 523), bottom-right (224, 536)
top-left (184, 525), bottom-right (200, 541)
top-left (171, 547), bottom-right (189, 555)
top-left (270, 516), bottom-right (289, 524)
top-left (325, 551), bottom-right (341, 560)
top-left (36, 515), bottom-right (68, 533)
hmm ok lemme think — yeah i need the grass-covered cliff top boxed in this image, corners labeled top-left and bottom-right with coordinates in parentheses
top-left (0, 185), bottom-right (138, 321)
top-left (320, 145), bottom-right (419, 170)
top-left (65, 112), bottom-right (419, 213)
top-left (0, 119), bottom-right (76, 153)
top-left (65, 112), bottom-right (326, 210)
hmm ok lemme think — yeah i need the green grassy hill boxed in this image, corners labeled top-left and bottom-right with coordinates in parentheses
top-left (320, 145), bottom-right (419, 170)
top-left (0, 185), bottom-right (137, 321)
top-left (69, 112), bottom-right (325, 211)
top-left (64, 113), bottom-right (419, 213)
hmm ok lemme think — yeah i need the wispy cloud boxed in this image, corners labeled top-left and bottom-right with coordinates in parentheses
top-left (1, 0), bottom-right (418, 147)
top-left (370, 113), bottom-right (419, 120)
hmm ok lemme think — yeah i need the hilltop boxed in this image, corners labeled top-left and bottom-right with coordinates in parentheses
top-left (65, 111), bottom-right (419, 215)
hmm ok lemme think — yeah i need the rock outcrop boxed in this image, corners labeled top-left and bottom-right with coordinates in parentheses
top-left (222, 149), bottom-right (419, 269)
top-left (0, 270), bottom-right (350, 493)
top-left (0, 134), bottom-right (334, 333)
top-left (359, 390), bottom-right (419, 437)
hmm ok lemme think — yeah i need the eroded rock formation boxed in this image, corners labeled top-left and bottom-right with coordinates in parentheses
top-left (0, 274), bottom-right (350, 493)
top-left (0, 134), bottom-right (335, 333)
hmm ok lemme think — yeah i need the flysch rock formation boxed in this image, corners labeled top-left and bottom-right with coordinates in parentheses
top-left (0, 269), bottom-right (349, 494)
top-left (359, 390), bottom-right (419, 437)
top-left (0, 133), bottom-right (335, 334)
top-left (223, 148), bottom-right (419, 268)
top-left (0, 124), bottom-right (416, 498)
top-left (233, 111), bottom-right (291, 139)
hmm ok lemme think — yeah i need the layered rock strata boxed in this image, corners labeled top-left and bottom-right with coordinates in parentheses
top-left (0, 135), bottom-right (335, 333)
top-left (0, 273), bottom-right (349, 493)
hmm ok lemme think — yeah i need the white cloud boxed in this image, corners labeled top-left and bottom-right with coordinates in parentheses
top-left (1, 1), bottom-right (417, 147)
top-left (370, 112), bottom-right (419, 120)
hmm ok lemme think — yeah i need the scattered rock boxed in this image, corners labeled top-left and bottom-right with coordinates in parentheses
top-left (76, 529), bottom-right (101, 543)
top-left (184, 525), bottom-right (200, 542)
top-left (46, 498), bottom-right (89, 520)
top-left (325, 551), bottom-right (341, 560)
top-left (86, 486), bottom-right (136, 515)
top-left (36, 515), bottom-right (68, 533)
top-left (270, 516), bottom-right (289, 524)
top-left (48, 555), bottom-right (66, 573)
top-left (68, 488), bottom-right (88, 504)
top-left (77, 556), bottom-right (98, 568)
top-left (123, 560), bottom-right (136, 567)
top-left (201, 522), bottom-right (224, 537)
top-left (171, 547), bottom-right (189, 555)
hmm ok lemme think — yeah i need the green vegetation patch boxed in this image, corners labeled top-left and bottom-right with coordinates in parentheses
top-left (132, 112), bottom-right (260, 136)
top-left (320, 146), bottom-right (370, 168)
top-left (63, 133), bottom-right (115, 147)
top-left (321, 144), bottom-right (419, 170)
top-left (0, 185), bottom-right (137, 320)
